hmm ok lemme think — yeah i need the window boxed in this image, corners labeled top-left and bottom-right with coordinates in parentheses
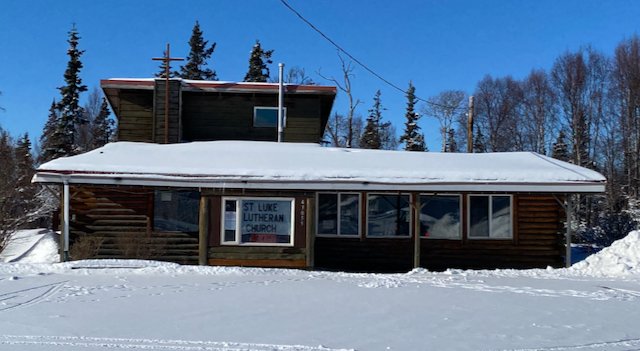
top-left (367, 194), bottom-right (411, 237)
top-left (222, 198), bottom-right (295, 246)
top-left (253, 107), bottom-right (286, 128)
top-left (154, 190), bottom-right (200, 232)
top-left (419, 195), bottom-right (461, 239)
top-left (317, 193), bottom-right (360, 236)
top-left (468, 195), bottom-right (512, 239)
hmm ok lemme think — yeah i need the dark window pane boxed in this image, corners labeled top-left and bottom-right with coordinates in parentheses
top-left (254, 108), bottom-right (278, 127)
top-left (318, 194), bottom-right (338, 235)
top-left (240, 199), bottom-right (292, 244)
top-left (340, 194), bottom-right (359, 236)
top-left (154, 190), bottom-right (199, 232)
top-left (469, 196), bottom-right (489, 238)
top-left (491, 196), bottom-right (511, 238)
top-left (420, 195), bottom-right (460, 239)
top-left (368, 194), bottom-right (410, 237)
top-left (224, 200), bottom-right (237, 242)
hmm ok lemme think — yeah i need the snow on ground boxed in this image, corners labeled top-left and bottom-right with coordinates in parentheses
top-left (0, 229), bottom-right (59, 263)
top-left (570, 231), bottom-right (640, 277)
top-left (0, 231), bottom-right (639, 351)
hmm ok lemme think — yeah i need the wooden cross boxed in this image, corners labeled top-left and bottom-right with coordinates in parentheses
top-left (152, 43), bottom-right (183, 143)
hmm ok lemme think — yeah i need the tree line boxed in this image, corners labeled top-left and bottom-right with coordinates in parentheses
top-left (2, 21), bottom-right (639, 248)
top-left (326, 38), bottom-right (640, 245)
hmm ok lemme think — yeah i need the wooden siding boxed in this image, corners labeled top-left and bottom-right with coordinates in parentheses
top-left (208, 247), bottom-right (306, 268)
top-left (181, 92), bottom-right (323, 143)
top-left (315, 238), bottom-right (414, 272)
top-left (206, 194), bottom-right (311, 268)
top-left (117, 91), bottom-right (153, 142)
top-left (68, 186), bottom-right (199, 265)
top-left (153, 79), bottom-right (181, 143)
top-left (314, 193), bottom-right (565, 272)
top-left (420, 194), bottom-right (564, 270)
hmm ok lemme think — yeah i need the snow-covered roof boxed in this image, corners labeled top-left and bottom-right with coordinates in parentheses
top-left (33, 141), bottom-right (606, 193)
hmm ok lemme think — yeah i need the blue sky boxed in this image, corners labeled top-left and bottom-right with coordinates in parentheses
top-left (1, 0), bottom-right (639, 151)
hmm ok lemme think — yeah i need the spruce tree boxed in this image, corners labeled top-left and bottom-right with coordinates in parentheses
top-left (178, 21), bottom-right (217, 80)
top-left (13, 134), bottom-right (36, 221)
top-left (56, 24), bottom-right (87, 156)
top-left (360, 90), bottom-right (383, 149)
top-left (154, 49), bottom-right (177, 78)
top-left (39, 100), bottom-right (63, 163)
top-left (14, 133), bottom-right (34, 190)
top-left (552, 130), bottom-right (570, 162)
top-left (243, 40), bottom-right (273, 82)
top-left (0, 129), bottom-right (17, 241)
top-left (0, 129), bottom-right (15, 194)
top-left (399, 82), bottom-right (426, 151)
top-left (91, 98), bottom-right (114, 149)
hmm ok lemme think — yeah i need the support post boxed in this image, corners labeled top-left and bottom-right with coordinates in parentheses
top-left (198, 196), bottom-right (210, 266)
top-left (413, 194), bottom-right (421, 269)
top-left (278, 63), bottom-right (285, 143)
top-left (305, 197), bottom-right (315, 269)
top-left (565, 194), bottom-right (573, 268)
top-left (62, 181), bottom-right (70, 262)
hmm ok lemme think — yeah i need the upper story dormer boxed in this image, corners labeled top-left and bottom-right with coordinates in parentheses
top-left (101, 78), bottom-right (337, 144)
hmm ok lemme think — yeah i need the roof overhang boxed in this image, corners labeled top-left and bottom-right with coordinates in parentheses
top-left (100, 78), bottom-right (337, 95)
top-left (33, 171), bottom-right (606, 194)
top-left (100, 78), bottom-right (337, 131)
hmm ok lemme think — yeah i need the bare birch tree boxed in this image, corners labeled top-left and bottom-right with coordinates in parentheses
top-left (319, 52), bottom-right (361, 148)
top-left (423, 90), bottom-right (466, 152)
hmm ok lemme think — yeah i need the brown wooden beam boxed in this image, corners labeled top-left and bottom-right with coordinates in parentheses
top-left (306, 197), bottom-right (315, 269)
top-left (198, 196), bottom-right (210, 266)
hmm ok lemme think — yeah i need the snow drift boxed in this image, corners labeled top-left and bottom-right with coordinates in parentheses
top-left (571, 230), bottom-right (640, 277)
top-left (3, 229), bottom-right (640, 278)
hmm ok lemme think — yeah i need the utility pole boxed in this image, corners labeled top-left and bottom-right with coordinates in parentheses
top-left (152, 43), bottom-right (183, 143)
top-left (467, 95), bottom-right (474, 153)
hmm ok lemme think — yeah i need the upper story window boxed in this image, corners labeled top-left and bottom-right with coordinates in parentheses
top-left (254, 107), bottom-right (286, 128)
top-left (367, 194), bottom-right (411, 237)
top-left (419, 194), bottom-right (461, 239)
top-left (317, 193), bottom-right (360, 237)
top-left (468, 195), bottom-right (512, 239)
top-left (154, 190), bottom-right (200, 233)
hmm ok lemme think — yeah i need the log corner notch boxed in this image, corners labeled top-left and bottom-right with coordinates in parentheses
top-left (198, 196), bottom-right (210, 266)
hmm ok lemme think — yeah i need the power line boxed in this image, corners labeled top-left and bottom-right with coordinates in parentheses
top-left (279, 0), bottom-right (467, 112)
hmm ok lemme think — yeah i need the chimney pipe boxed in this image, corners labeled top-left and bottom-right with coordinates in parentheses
top-left (278, 63), bottom-right (285, 143)
top-left (467, 95), bottom-right (474, 153)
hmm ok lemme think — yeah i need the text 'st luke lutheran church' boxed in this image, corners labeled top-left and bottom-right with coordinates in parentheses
top-left (33, 77), bottom-right (606, 272)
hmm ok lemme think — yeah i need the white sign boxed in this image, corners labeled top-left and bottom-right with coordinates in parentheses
top-left (241, 200), bottom-right (292, 243)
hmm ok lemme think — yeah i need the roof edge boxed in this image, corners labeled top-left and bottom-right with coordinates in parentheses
top-left (100, 78), bottom-right (337, 95)
top-left (33, 172), bottom-right (607, 194)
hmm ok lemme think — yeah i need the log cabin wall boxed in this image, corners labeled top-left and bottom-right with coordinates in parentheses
top-left (68, 186), bottom-right (199, 264)
top-left (315, 238), bottom-right (414, 272)
top-left (153, 79), bottom-right (182, 143)
top-left (314, 193), bottom-right (564, 272)
top-left (420, 194), bottom-right (563, 270)
top-left (204, 190), bottom-right (314, 268)
top-left (181, 92), bottom-right (324, 143)
top-left (116, 91), bottom-right (154, 142)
